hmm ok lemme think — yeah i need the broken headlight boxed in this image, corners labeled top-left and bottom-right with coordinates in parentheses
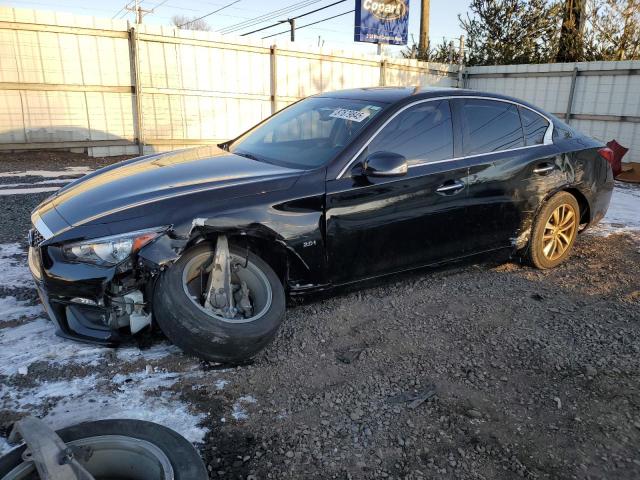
top-left (62, 228), bottom-right (165, 266)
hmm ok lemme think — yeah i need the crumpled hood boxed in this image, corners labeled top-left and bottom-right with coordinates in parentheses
top-left (34, 146), bottom-right (301, 230)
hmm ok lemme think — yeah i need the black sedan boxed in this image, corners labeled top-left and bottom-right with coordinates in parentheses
top-left (28, 87), bottom-right (614, 363)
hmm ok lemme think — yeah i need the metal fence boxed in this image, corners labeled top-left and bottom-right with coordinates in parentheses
top-left (0, 7), bottom-right (455, 157)
top-left (0, 7), bottom-right (638, 162)
top-left (463, 62), bottom-right (640, 163)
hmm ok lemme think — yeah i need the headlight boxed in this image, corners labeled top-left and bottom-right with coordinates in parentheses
top-left (62, 227), bottom-right (166, 266)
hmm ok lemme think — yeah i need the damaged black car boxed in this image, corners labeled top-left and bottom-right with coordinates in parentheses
top-left (28, 87), bottom-right (614, 363)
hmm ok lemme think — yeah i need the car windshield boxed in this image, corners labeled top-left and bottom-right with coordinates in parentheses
top-left (229, 97), bottom-right (386, 169)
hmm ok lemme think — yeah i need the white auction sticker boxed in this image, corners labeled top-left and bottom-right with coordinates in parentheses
top-left (329, 108), bottom-right (370, 122)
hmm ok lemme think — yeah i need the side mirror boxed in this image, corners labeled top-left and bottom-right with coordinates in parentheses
top-left (363, 151), bottom-right (408, 177)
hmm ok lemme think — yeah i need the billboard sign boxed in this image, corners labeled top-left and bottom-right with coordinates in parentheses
top-left (354, 0), bottom-right (410, 45)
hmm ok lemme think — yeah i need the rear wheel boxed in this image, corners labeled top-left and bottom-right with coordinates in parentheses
top-left (153, 241), bottom-right (286, 363)
top-left (527, 191), bottom-right (580, 269)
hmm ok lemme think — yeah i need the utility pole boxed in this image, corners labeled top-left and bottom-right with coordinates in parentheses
top-left (288, 18), bottom-right (295, 41)
top-left (419, 0), bottom-right (430, 54)
top-left (457, 35), bottom-right (465, 88)
top-left (125, 0), bottom-right (154, 24)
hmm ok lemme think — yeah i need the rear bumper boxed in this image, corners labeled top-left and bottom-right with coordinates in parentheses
top-left (586, 158), bottom-right (615, 227)
top-left (29, 245), bottom-right (121, 346)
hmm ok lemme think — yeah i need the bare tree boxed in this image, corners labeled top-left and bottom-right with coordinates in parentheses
top-left (402, 38), bottom-right (460, 63)
top-left (584, 0), bottom-right (640, 60)
top-left (171, 14), bottom-right (211, 31)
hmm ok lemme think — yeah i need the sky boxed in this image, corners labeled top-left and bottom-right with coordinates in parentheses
top-left (4, 0), bottom-right (470, 55)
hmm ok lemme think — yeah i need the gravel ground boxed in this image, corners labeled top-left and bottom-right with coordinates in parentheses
top-left (0, 151), bottom-right (639, 479)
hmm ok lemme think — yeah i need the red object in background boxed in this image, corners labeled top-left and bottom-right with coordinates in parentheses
top-left (603, 140), bottom-right (629, 177)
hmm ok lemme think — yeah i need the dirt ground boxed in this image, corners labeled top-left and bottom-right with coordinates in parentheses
top-left (0, 152), bottom-right (639, 479)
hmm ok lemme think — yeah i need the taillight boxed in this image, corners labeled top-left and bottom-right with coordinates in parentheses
top-left (598, 147), bottom-right (615, 165)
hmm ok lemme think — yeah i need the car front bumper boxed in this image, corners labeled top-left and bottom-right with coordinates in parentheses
top-left (28, 243), bottom-right (122, 346)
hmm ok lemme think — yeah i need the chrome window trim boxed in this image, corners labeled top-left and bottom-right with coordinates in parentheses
top-left (336, 95), bottom-right (554, 179)
top-left (31, 212), bottom-right (54, 240)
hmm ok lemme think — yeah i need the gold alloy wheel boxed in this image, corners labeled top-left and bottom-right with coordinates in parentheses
top-left (542, 203), bottom-right (577, 261)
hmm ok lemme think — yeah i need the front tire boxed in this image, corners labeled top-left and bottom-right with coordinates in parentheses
top-left (527, 191), bottom-right (580, 269)
top-left (153, 242), bottom-right (286, 363)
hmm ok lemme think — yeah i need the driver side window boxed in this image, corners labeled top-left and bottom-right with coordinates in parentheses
top-left (361, 100), bottom-right (454, 165)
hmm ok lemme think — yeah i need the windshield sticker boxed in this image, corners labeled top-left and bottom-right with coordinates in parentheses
top-left (330, 108), bottom-right (371, 122)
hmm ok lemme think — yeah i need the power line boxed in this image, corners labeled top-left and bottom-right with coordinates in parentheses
top-left (217, 0), bottom-right (322, 34)
top-left (262, 9), bottom-right (354, 39)
top-left (240, 0), bottom-right (346, 36)
top-left (112, 0), bottom-right (136, 19)
top-left (218, 0), bottom-right (317, 33)
top-left (177, 0), bottom-right (241, 28)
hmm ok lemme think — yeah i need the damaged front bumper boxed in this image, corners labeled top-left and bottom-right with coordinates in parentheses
top-left (27, 234), bottom-right (169, 346)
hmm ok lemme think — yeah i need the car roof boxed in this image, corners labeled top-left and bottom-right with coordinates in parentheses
top-left (315, 86), bottom-right (535, 108)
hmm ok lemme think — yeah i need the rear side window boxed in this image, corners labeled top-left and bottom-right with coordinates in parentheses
top-left (364, 99), bottom-right (454, 165)
top-left (461, 99), bottom-right (524, 155)
top-left (519, 106), bottom-right (549, 145)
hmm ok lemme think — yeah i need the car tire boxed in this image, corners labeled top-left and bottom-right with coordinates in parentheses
top-left (0, 419), bottom-right (208, 480)
top-left (153, 242), bottom-right (286, 363)
top-left (527, 191), bottom-right (580, 269)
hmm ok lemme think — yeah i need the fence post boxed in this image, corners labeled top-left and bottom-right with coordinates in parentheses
top-left (380, 59), bottom-right (387, 86)
top-left (457, 35), bottom-right (465, 88)
top-left (128, 24), bottom-right (144, 155)
top-left (270, 45), bottom-right (278, 115)
top-left (565, 66), bottom-right (578, 124)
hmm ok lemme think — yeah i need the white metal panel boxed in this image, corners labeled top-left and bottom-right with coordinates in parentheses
top-left (0, 91), bottom-right (26, 142)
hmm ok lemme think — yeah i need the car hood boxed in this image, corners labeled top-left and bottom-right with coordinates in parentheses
top-left (33, 146), bottom-right (301, 231)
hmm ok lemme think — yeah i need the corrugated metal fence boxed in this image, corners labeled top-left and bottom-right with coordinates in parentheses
top-left (0, 7), bottom-right (638, 162)
top-left (0, 7), bottom-right (455, 157)
top-left (464, 62), bottom-right (640, 163)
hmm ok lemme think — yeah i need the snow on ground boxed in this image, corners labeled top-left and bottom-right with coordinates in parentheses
top-left (588, 182), bottom-right (640, 236)
top-left (0, 319), bottom-right (108, 376)
top-left (0, 368), bottom-right (209, 446)
top-left (0, 166), bottom-right (90, 195)
top-left (0, 179), bottom-right (73, 187)
top-left (0, 296), bottom-right (42, 322)
top-left (0, 187), bottom-right (62, 196)
top-left (0, 243), bottom-right (33, 288)
top-left (0, 166), bottom-right (93, 178)
top-left (230, 395), bottom-right (257, 421)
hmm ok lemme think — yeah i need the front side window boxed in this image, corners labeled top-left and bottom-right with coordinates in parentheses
top-left (461, 99), bottom-right (524, 155)
top-left (229, 97), bottom-right (385, 169)
top-left (360, 99), bottom-right (454, 165)
top-left (519, 106), bottom-right (549, 146)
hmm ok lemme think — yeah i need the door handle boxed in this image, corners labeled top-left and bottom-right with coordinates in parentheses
top-left (533, 163), bottom-right (555, 174)
top-left (436, 180), bottom-right (465, 194)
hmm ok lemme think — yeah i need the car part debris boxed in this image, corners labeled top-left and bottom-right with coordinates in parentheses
top-left (335, 347), bottom-right (364, 364)
top-left (387, 384), bottom-right (437, 409)
top-left (1, 418), bottom-right (208, 480)
top-left (7, 417), bottom-right (94, 480)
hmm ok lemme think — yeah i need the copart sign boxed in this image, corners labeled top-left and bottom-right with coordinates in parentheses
top-left (354, 0), bottom-right (410, 45)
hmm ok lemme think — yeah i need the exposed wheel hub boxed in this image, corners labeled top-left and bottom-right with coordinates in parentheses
top-left (182, 238), bottom-right (273, 324)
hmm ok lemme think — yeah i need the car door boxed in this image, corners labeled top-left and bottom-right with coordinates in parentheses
top-left (455, 98), bottom-right (559, 252)
top-left (325, 99), bottom-right (470, 284)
